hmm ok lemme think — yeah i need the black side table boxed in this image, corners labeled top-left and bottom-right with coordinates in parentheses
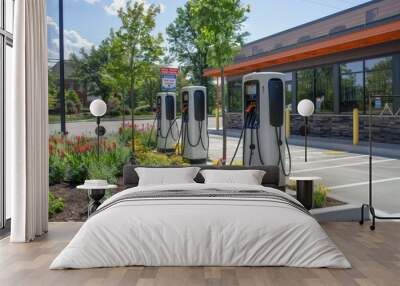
top-left (289, 177), bottom-right (321, 210)
top-left (77, 184), bottom-right (117, 217)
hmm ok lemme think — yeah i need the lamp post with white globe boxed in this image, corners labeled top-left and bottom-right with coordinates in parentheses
top-left (297, 99), bottom-right (315, 162)
top-left (90, 99), bottom-right (107, 160)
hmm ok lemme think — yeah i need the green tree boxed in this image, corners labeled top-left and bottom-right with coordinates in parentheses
top-left (191, 0), bottom-right (249, 162)
top-left (136, 64), bottom-right (161, 110)
top-left (70, 41), bottom-right (111, 101)
top-left (166, 1), bottom-right (209, 87)
top-left (100, 30), bottom-right (131, 126)
top-left (112, 1), bottom-right (164, 156)
top-left (48, 70), bottom-right (58, 110)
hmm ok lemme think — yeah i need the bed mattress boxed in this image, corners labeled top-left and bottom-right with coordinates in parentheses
top-left (50, 183), bottom-right (350, 269)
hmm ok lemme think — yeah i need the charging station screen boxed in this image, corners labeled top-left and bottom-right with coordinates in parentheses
top-left (194, 90), bottom-right (205, 121)
top-left (165, 95), bottom-right (175, 121)
top-left (245, 84), bottom-right (257, 96)
top-left (182, 92), bottom-right (189, 102)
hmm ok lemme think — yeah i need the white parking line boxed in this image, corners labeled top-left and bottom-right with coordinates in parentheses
top-left (290, 149), bottom-right (321, 154)
top-left (293, 155), bottom-right (368, 165)
top-left (328, 177), bottom-right (400, 190)
top-left (292, 158), bottom-right (396, 173)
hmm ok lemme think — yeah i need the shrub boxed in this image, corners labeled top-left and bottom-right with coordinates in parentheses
top-left (286, 180), bottom-right (296, 191)
top-left (88, 140), bottom-right (130, 182)
top-left (118, 124), bottom-right (157, 150)
top-left (313, 183), bottom-right (331, 208)
top-left (65, 90), bottom-right (82, 114)
top-left (88, 160), bottom-right (119, 184)
top-left (64, 152), bottom-right (90, 185)
top-left (49, 155), bottom-right (65, 186)
top-left (288, 181), bottom-right (331, 208)
top-left (49, 192), bottom-right (64, 217)
top-left (107, 96), bottom-right (122, 116)
top-left (136, 128), bottom-right (157, 150)
top-left (136, 151), bottom-right (187, 166)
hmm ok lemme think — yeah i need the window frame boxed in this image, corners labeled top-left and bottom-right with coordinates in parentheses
top-left (296, 65), bottom-right (335, 114)
top-left (338, 56), bottom-right (394, 114)
top-left (1, 0), bottom-right (14, 230)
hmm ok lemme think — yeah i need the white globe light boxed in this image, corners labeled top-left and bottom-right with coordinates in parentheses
top-left (297, 99), bottom-right (315, 117)
top-left (90, 99), bottom-right (107, 117)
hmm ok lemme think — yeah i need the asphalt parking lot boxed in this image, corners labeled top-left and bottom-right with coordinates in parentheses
top-left (208, 134), bottom-right (400, 215)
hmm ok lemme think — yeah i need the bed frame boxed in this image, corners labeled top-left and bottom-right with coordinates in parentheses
top-left (123, 165), bottom-right (283, 191)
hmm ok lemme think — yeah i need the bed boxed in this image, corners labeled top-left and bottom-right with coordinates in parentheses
top-left (50, 165), bottom-right (350, 269)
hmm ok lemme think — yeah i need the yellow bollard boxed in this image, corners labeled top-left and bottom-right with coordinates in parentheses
top-left (353, 108), bottom-right (359, 145)
top-left (285, 109), bottom-right (290, 138)
top-left (216, 107), bottom-right (220, 130)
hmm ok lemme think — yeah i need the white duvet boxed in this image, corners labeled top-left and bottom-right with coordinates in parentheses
top-left (50, 183), bottom-right (351, 269)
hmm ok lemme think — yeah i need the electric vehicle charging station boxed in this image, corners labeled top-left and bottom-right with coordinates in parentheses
top-left (155, 92), bottom-right (179, 153)
top-left (230, 72), bottom-right (291, 185)
top-left (180, 86), bottom-right (209, 163)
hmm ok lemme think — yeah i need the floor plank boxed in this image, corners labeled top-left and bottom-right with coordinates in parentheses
top-left (0, 222), bottom-right (399, 286)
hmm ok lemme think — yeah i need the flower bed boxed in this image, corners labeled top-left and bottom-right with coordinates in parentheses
top-left (49, 124), bottom-right (187, 220)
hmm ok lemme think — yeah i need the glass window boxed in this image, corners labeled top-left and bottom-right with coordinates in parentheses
top-left (340, 73), bottom-right (364, 112)
top-left (365, 56), bottom-right (393, 113)
top-left (340, 60), bottom-right (363, 73)
top-left (365, 56), bottom-right (392, 71)
top-left (340, 60), bottom-right (365, 113)
top-left (366, 70), bottom-right (393, 113)
top-left (296, 69), bottom-right (314, 102)
top-left (284, 72), bottom-right (293, 111)
top-left (0, 1), bottom-right (2, 28)
top-left (5, 43), bottom-right (12, 220)
top-left (2, 0), bottom-right (15, 227)
top-left (227, 80), bottom-right (242, 112)
top-left (5, 0), bottom-right (14, 33)
top-left (315, 66), bottom-right (334, 112)
top-left (285, 82), bottom-right (292, 111)
top-left (284, 72), bottom-right (292, 82)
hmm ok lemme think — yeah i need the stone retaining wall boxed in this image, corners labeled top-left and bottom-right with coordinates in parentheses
top-left (225, 112), bottom-right (400, 144)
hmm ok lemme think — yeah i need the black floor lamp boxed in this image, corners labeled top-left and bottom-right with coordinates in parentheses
top-left (297, 99), bottom-right (315, 162)
top-left (89, 99), bottom-right (107, 160)
top-left (360, 94), bottom-right (400, 230)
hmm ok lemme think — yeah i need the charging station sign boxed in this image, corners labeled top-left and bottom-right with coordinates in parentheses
top-left (160, 68), bottom-right (179, 92)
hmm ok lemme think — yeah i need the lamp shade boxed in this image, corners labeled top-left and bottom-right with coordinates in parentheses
top-left (90, 99), bottom-right (107, 117)
top-left (297, 99), bottom-right (315, 117)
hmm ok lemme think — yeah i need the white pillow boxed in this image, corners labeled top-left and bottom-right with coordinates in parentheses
top-left (200, 169), bottom-right (266, 185)
top-left (135, 167), bottom-right (200, 186)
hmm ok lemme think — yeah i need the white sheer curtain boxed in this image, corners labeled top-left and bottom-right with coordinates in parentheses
top-left (8, 0), bottom-right (49, 242)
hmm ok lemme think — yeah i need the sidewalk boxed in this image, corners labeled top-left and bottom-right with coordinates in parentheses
top-left (208, 128), bottom-right (400, 159)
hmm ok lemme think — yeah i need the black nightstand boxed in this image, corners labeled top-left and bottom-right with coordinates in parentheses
top-left (289, 177), bottom-right (321, 210)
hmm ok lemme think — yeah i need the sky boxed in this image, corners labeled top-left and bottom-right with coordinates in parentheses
top-left (47, 0), bottom-right (371, 63)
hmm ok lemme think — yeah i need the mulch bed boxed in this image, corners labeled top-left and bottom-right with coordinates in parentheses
top-left (49, 178), bottom-right (125, 222)
top-left (325, 197), bottom-right (345, 208)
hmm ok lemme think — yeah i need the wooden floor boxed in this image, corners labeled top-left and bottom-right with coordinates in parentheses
top-left (0, 222), bottom-right (399, 286)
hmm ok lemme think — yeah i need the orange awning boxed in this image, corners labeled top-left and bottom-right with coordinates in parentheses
top-left (204, 20), bottom-right (400, 77)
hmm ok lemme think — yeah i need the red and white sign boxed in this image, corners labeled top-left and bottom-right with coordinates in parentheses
top-left (160, 68), bottom-right (179, 75)
top-left (160, 67), bottom-right (179, 91)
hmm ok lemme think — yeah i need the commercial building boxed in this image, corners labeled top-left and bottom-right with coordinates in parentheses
top-left (205, 0), bottom-right (400, 143)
